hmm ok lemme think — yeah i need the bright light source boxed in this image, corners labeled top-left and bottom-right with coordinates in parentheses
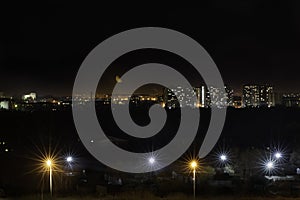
top-left (190, 160), bottom-right (198, 169)
top-left (66, 156), bottom-right (73, 162)
top-left (260, 157), bottom-right (278, 175)
top-left (275, 152), bottom-right (282, 159)
top-left (266, 161), bottom-right (274, 169)
top-left (220, 154), bottom-right (227, 161)
top-left (148, 157), bottom-right (155, 165)
top-left (46, 159), bottom-right (52, 167)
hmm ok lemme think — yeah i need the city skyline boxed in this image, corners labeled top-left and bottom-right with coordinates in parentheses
top-left (2, 83), bottom-right (300, 111)
top-left (2, 3), bottom-right (300, 198)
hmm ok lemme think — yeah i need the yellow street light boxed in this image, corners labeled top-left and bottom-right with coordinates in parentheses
top-left (46, 159), bottom-right (52, 167)
top-left (190, 160), bottom-right (198, 169)
top-left (189, 160), bottom-right (198, 199)
top-left (45, 158), bottom-right (53, 196)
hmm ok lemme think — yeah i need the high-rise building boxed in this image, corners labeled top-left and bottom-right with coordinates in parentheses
top-left (259, 85), bottom-right (275, 107)
top-left (242, 84), bottom-right (274, 107)
top-left (243, 85), bottom-right (260, 107)
top-left (22, 92), bottom-right (37, 101)
top-left (163, 88), bottom-right (177, 109)
top-left (193, 86), bottom-right (207, 108)
top-left (163, 86), bottom-right (196, 108)
top-left (164, 85), bottom-right (233, 109)
top-left (194, 85), bottom-right (232, 108)
top-left (207, 86), bottom-right (229, 108)
top-left (225, 86), bottom-right (234, 106)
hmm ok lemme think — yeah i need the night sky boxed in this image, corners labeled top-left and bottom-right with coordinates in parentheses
top-left (1, 2), bottom-right (300, 96)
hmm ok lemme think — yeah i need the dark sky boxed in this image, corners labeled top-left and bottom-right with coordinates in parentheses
top-left (1, 2), bottom-right (300, 96)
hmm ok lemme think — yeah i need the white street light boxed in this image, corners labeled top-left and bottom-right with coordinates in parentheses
top-left (66, 156), bottom-right (73, 163)
top-left (148, 157), bottom-right (155, 165)
top-left (220, 154), bottom-right (227, 162)
top-left (274, 152), bottom-right (282, 159)
top-left (265, 160), bottom-right (276, 176)
top-left (266, 161), bottom-right (274, 169)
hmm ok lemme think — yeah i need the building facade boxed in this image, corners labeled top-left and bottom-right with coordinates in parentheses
top-left (242, 84), bottom-right (274, 107)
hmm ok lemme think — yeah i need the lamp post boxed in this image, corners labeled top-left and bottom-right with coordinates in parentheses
top-left (148, 157), bottom-right (156, 177)
top-left (190, 160), bottom-right (198, 199)
top-left (219, 154), bottom-right (228, 173)
top-left (46, 159), bottom-right (53, 197)
top-left (66, 156), bottom-right (73, 172)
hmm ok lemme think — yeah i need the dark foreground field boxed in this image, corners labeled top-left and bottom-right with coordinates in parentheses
top-left (1, 108), bottom-right (300, 198)
top-left (3, 193), bottom-right (300, 200)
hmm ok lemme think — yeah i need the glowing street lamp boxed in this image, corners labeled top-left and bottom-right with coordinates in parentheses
top-left (189, 160), bottom-right (198, 199)
top-left (66, 156), bottom-right (73, 163)
top-left (274, 152), bottom-right (282, 160)
top-left (264, 160), bottom-right (276, 175)
top-left (190, 160), bottom-right (197, 169)
top-left (266, 161), bottom-right (274, 169)
top-left (64, 153), bottom-right (77, 169)
top-left (45, 159), bottom-right (53, 196)
top-left (220, 154), bottom-right (227, 162)
top-left (46, 159), bottom-right (52, 167)
top-left (148, 157), bottom-right (155, 165)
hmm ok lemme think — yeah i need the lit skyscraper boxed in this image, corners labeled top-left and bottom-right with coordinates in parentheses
top-left (164, 85), bottom-right (233, 108)
top-left (243, 85), bottom-right (260, 107)
top-left (242, 84), bottom-right (274, 107)
top-left (163, 86), bottom-right (196, 108)
top-left (193, 86), bottom-right (207, 108)
top-left (207, 86), bottom-right (230, 108)
top-left (259, 85), bottom-right (275, 107)
top-left (225, 86), bottom-right (234, 106)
